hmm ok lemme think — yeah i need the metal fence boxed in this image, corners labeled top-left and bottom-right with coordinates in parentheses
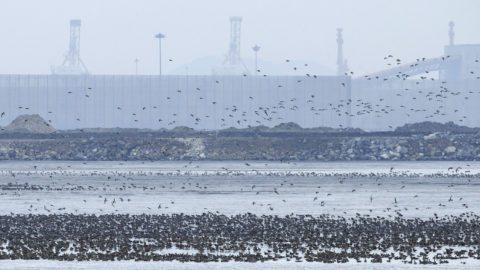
top-left (0, 75), bottom-right (351, 130)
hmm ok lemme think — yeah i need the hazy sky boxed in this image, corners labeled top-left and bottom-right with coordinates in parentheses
top-left (0, 0), bottom-right (478, 75)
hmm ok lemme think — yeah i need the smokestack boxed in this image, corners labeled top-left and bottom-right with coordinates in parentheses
top-left (336, 28), bottom-right (347, 76)
top-left (448, 21), bottom-right (455, 46)
top-left (227, 16), bottom-right (242, 66)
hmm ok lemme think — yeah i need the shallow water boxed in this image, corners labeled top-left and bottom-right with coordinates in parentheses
top-left (1, 161), bottom-right (478, 218)
top-left (1, 260), bottom-right (479, 270)
top-left (1, 161), bottom-right (479, 269)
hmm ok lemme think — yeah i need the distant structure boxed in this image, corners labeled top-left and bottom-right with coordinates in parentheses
top-left (227, 17), bottom-right (242, 66)
top-left (252, 44), bottom-right (260, 75)
top-left (364, 21), bottom-right (480, 81)
top-left (52, 20), bottom-right (88, 75)
top-left (155, 33), bottom-right (166, 76)
top-left (448, 21), bottom-right (455, 46)
top-left (213, 16), bottom-right (249, 75)
top-left (134, 58), bottom-right (139, 75)
top-left (336, 28), bottom-right (349, 76)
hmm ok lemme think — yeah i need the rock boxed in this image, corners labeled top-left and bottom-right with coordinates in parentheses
top-left (444, 146), bottom-right (456, 153)
top-left (396, 145), bottom-right (407, 154)
top-left (424, 133), bottom-right (439, 140)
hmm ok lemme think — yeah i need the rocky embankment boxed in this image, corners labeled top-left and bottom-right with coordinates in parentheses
top-left (0, 115), bottom-right (479, 161)
top-left (0, 130), bottom-right (478, 161)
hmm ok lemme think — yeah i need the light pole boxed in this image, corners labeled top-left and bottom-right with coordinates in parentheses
top-left (134, 58), bottom-right (139, 75)
top-left (155, 33), bottom-right (165, 76)
top-left (252, 45), bottom-right (260, 75)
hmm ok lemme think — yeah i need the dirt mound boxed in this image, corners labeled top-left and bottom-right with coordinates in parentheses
top-left (395, 121), bottom-right (478, 133)
top-left (271, 122), bottom-right (303, 131)
top-left (5, 114), bottom-right (55, 134)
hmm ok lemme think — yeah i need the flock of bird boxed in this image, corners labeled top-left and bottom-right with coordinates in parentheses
top-left (0, 161), bottom-right (479, 263)
top-left (0, 56), bottom-right (478, 130)
top-left (0, 55), bottom-right (479, 265)
top-left (0, 161), bottom-right (477, 215)
top-left (1, 211), bottom-right (479, 263)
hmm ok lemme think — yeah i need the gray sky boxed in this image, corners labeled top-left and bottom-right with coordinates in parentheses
top-left (0, 0), bottom-right (478, 75)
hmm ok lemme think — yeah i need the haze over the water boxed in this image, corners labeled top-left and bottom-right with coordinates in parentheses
top-left (0, 0), bottom-right (478, 75)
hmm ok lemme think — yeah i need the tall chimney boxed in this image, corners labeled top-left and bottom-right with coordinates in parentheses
top-left (336, 28), bottom-right (346, 76)
top-left (448, 21), bottom-right (455, 46)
